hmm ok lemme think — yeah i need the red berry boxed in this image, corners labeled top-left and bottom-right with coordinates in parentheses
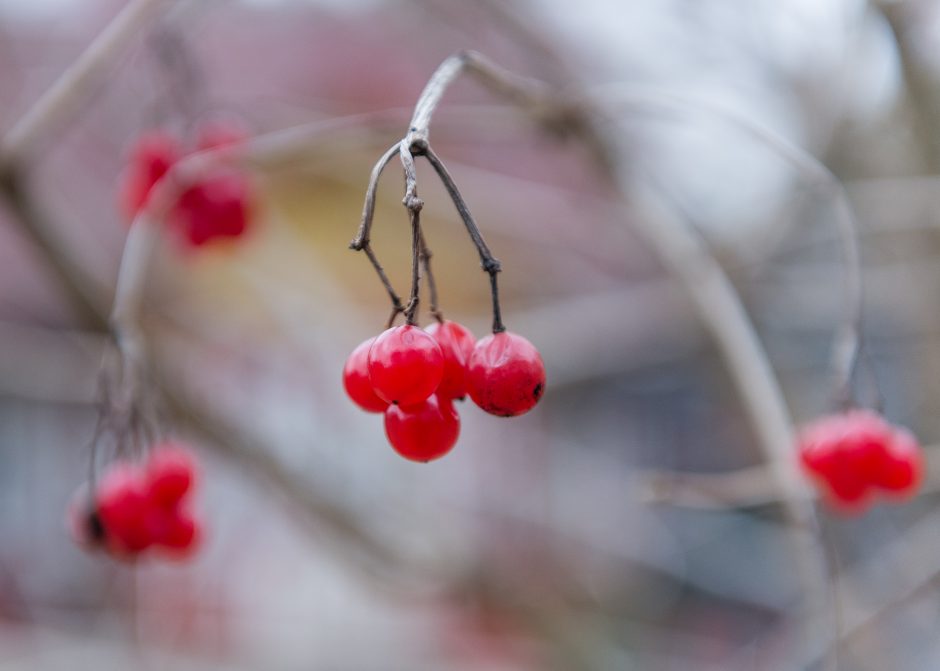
top-left (426, 320), bottom-right (475, 400)
top-left (384, 395), bottom-right (460, 462)
top-left (170, 174), bottom-right (252, 247)
top-left (797, 410), bottom-right (923, 510)
top-left (160, 512), bottom-right (201, 556)
top-left (343, 337), bottom-right (389, 412)
top-left (96, 463), bottom-right (153, 555)
top-left (118, 130), bottom-right (182, 220)
top-left (147, 443), bottom-right (197, 507)
top-left (368, 325), bottom-right (444, 406)
top-left (878, 428), bottom-right (923, 498)
top-left (466, 331), bottom-right (545, 417)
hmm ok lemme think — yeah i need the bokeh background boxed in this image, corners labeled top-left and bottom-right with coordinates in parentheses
top-left (0, 0), bottom-right (939, 669)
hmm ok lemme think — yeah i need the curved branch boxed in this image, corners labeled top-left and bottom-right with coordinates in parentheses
top-left (0, 0), bottom-right (174, 165)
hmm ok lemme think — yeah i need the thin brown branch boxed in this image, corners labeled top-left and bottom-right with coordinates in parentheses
top-left (423, 147), bottom-right (504, 333)
top-left (418, 230), bottom-right (443, 322)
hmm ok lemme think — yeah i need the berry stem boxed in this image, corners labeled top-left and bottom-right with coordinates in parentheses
top-left (404, 208), bottom-right (422, 326)
top-left (350, 141), bottom-right (406, 317)
top-left (418, 229), bottom-right (443, 323)
top-left (400, 144), bottom-right (424, 326)
top-left (423, 147), bottom-right (505, 333)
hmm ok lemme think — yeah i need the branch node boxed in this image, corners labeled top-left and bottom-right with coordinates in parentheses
top-left (403, 195), bottom-right (424, 212)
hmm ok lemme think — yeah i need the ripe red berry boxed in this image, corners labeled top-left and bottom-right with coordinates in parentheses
top-left (368, 325), bottom-right (444, 405)
top-left (797, 410), bottom-right (924, 510)
top-left (159, 512), bottom-right (201, 556)
top-left (426, 320), bottom-right (475, 400)
top-left (877, 428), bottom-right (923, 498)
top-left (171, 174), bottom-right (252, 247)
top-left (119, 130), bottom-right (181, 220)
top-left (95, 463), bottom-right (153, 555)
top-left (466, 331), bottom-right (545, 417)
top-left (343, 337), bottom-right (389, 412)
top-left (384, 395), bottom-right (460, 462)
top-left (147, 443), bottom-right (197, 507)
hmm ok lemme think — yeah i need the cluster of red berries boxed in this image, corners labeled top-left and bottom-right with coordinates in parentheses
top-left (118, 121), bottom-right (253, 247)
top-left (69, 444), bottom-right (201, 560)
top-left (343, 321), bottom-right (546, 462)
top-left (798, 409), bottom-right (923, 511)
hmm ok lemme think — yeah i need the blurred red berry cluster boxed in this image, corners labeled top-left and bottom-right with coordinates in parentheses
top-left (798, 409), bottom-right (923, 512)
top-left (343, 321), bottom-right (546, 462)
top-left (118, 121), bottom-right (254, 247)
top-left (70, 443), bottom-right (201, 560)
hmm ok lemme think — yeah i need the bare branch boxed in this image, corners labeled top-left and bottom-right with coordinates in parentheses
top-left (0, 0), bottom-right (174, 165)
top-left (601, 86), bottom-right (864, 410)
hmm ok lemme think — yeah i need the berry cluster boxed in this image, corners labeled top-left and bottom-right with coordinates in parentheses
top-left (798, 409), bottom-right (923, 511)
top-left (70, 443), bottom-right (201, 560)
top-left (118, 121), bottom-right (254, 247)
top-left (343, 321), bottom-right (545, 462)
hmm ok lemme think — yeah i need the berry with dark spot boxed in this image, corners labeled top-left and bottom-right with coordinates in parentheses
top-left (466, 331), bottom-right (545, 417)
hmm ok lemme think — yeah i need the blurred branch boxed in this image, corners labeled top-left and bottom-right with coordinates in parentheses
top-left (601, 86), bottom-right (865, 410)
top-left (625, 179), bottom-right (832, 651)
top-left (641, 443), bottom-right (940, 509)
top-left (0, 0), bottom-right (174, 165)
top-left (879, 2), bottom-right (940, 172)
top-left (413, 50), bottom-right (617, 179)
top-left (0, 169), bottom-right (109, 329)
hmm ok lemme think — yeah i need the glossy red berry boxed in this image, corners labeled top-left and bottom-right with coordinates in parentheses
top-left (95, 463), bottom-right (153, 555)
top-left (343, 337), bottom-right (389, 412)
top-left (119, 130), bottom-right (181, 220)
top-left (147, 443), bottom-right (197, 507)
top-left (384, 395), bottom-right (460, 462)
top-left (466, 331), bottom-right (545, 417)
top-left (426, 320), bottom-right (475, 400)
top-left (368, 325), bottom-right (444, 406)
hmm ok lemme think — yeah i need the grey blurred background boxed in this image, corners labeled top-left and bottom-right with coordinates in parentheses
top-left (0, 0), bottom-right (938, 669)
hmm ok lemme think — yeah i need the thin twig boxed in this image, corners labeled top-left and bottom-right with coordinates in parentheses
top-left (404, 50), bottom-right (617, 180)
top-left (641, 442), bottom-right (940, 509)
top-left (418, 230), bottom-right (443, 322)
top-left (627, 176), bottom-right (832, 658)
top-left (398, 142), bottom-right (426, 325)
top-left (357, 50), bottom-right (614, 334)
top-left (350, 141), bottom-right (402, 249)
top-left (0, 167), bottom-right (108, 328)
top-left (423, 147), bottom-right (504, 333)
top-left (404, 206), bottom-right (422, 325)
top-left (349, 142), bottom-right (405, 315)
top-left (600, 86), bottom-right (864, 410)
top-left (0, 0), bottom-right (173, 165)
